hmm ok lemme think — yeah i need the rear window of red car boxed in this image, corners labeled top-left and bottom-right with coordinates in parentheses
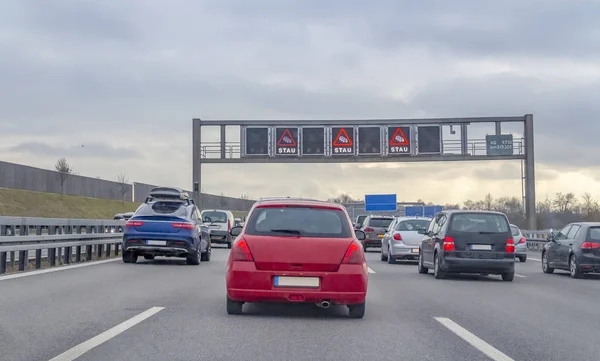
top-left (244, 205), bottom-right (353, 238)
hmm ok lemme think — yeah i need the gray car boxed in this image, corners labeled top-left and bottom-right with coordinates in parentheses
top-left (381, 217), bottom-right (431, 264)
top-left (510, 224), bottom-right (527, 262)
top-left (360, 215), bottom-right (395, 250)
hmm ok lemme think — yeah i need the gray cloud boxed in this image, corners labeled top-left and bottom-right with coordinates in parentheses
top-left (7, 142), bottom-right (141, 159)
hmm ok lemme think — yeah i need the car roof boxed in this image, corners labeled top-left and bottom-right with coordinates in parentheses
top-left (255, 198), bottom-right (345, 210)
top-left (443, 209), bottom-right (507, 216)
top-left (396, 216), bottom-right (431, 221)
top-left (368, 214), bottom-right (395, 218)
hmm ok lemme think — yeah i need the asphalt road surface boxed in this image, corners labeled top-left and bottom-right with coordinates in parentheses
top-left (1, 248), bottom-right (600, 361)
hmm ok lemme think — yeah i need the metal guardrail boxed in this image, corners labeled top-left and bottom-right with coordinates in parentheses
top-left (0, 217), bottom-right (125, 274)
top-left (522, 229), bottom-right (552, 252)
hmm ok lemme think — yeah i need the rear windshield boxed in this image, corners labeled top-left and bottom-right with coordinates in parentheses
top-left (396, 219), bottom-right (430, 231)
top-left (202, 211), bottom-right (227, 223)
top-left (449, 213), bottom-right (510, 233)
top-left (368, 218), bottom-right (394, 228)
top-left (135, 201), bottom-right (188, 217)
top-left (587, 227), bottom-right (600, 241)
top-left (245, 206), bottom-right (352, 238)
top-left (510, 226), bottom-right (521, 237)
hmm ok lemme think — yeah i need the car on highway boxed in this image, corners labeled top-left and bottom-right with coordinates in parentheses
top-left (381, 217), bottom-right (431, 264)
top-left (225, 198), bottom-right (369, 318)
top-left (510, 224), bottom-right (527, 262)
top-left (542, 222), bottom-right (600, 278)
top-left (360, 215), bottom-right (395, 250)
top-left (122, 187), bottom-right (211, 265)
top-left (201, 209), bottom-right (236, 248)
top-left (354, 214), bottom-right (369, 230)
top-left (417, 210), bottom-right (516, 281)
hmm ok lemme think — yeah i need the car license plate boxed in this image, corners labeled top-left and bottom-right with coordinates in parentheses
top-left (378, 234), bottom-right (384, 238)
top-left (146, 240), bottom-right (166, 246)
top-left (412, 248), bottom-right (419, 253)
top-left (471, 244), bottom-right (492, 251)
top-left (274, 276), bottom-right (319, 288)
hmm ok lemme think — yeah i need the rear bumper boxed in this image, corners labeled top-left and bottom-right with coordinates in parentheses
top-left (124, 245), bottom-right (193, 257)
top-left (210, 230), bottom-right (230, 243)
top-left (226, 262), bottom-right (368, 305)
top-left (443, 256), bottom-right (514, 274)
top-left (364, 237), bottom-right (382, 247)
top-left (579, 254), bottom-right (600, 272)
top-left (390, 244), bottom-right (420, 258)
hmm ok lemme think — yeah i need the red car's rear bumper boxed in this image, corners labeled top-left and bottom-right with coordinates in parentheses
top-left (226, 262), bottom-right (368, 305)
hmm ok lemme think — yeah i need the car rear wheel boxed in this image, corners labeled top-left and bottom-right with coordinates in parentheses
top-left (227, 236), bottom-right (233, 249)
top-left (226, 296), bottom-right (243, 315)
top-left (122, 251), bottom-right (137, 264)
top-left (501, 271), bottom-right (514, 281)
top-left (433, 252), bottom-right (445, 279)
top-left (201, 245), bottom-right (211, 262)
top-left (569, 255), bottom-right (582, 278)
top-left (186, 247), bottom-right (201, 265)
top-left (380, 249), bottom-right (387, 262)
top-left (519, 255), bottom-right (527, 262)
top-left (417, 251), bottom-right (428, 274)
top-left (143, 255), bottom-right (155, 260)
top-left (387, 246), bottom-right (395, 264)
top-left (542, 251), bottom-right (554, 274)
top-left (348, 302), bottom-right (366, 319)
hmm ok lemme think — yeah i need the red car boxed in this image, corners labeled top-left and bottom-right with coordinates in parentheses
top-left (225, 198), bottom-right (369, 318)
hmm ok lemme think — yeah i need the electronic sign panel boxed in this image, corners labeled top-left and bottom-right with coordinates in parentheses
top-left (302, 127), bottom-right (325, 155)
top-left (358, 127), bottom-right (381, 155)
top-left (417, 125), bottom-right (441, 154)
top-left (486, 134), bottom-right (513, 156)
top-left (331, 126), bottom-right (355, 156)
top-left (245, 127), bottom-right (269, 156)
top-left (274, 127), bottom-right (299, 156)
top-left (387, 126), bottom-right (411, 155)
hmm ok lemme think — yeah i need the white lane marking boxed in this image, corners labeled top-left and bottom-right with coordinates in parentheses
top-left (514, 274), bottom-right (526, 278)
top-left (0, 258), bottom-right (120, 282)
top-left (435, 317), bottom-right (515, 361)
top-left (368, 267), bottom-right (376, 274)
top-left (529, 257), bottom-right (541, 262)
top-left (48, 306), bottom-right (164, 361)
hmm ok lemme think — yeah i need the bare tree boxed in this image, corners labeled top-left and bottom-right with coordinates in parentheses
top-left (328, 193), bottom-right (357, 204)
top-left (240, 194), bottom-right (250, 200)
top-left (116, 173), bottom-right (129, 203)
top-left (55, 157), bottom-right (72, 199)
top-left (580, 193), bottom-right (599, 221)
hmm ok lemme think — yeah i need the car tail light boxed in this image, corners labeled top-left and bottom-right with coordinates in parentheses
top-left (518, 237), bottom-right (526, 244)
top-left (443, 236), bottom-right (455, 251)
top-left (581, 242), bottom-right (600, 249)
top-left (364, 227), bottom-right (374, 232)
top-left (175, 241), bottom-right (186, 245)
top-left (227, 219), bottom-right (231, 231)
top-left (393, 233), bottom-right (402, 241)
top-left (342, 242), bottom-right (364, 264)
top-left (126, 220), bottom-right (143, 227)
top-left (506, 239), bottom-right (515, 253)
top-left (232, 239), bottom-right (254, 261)
top-left (172, 222), bottom-right (194, 230)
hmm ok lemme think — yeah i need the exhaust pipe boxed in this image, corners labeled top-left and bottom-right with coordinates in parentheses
top-left (316, 300), bottom-right (331, 309)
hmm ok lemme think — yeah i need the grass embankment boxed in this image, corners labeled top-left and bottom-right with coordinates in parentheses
top-left (0, 188), bottom-right (248, 219)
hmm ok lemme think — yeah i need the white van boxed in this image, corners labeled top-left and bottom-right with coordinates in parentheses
top-left (200, 209), bottom-right (236, 248)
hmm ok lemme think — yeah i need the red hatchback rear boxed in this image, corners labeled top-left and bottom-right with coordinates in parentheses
top-left (225, 199), bottom-right (369, 318)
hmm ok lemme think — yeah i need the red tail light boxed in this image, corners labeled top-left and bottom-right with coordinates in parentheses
top-left (393, 233), bottom-right (402, 241)
top-left (581, 242), bottom-right (600, 249)
top-left (172, 222), bottom-right (195, 230)
top-left (126, 220), bottom-right (143, 227)
top-left (232, 239), bottom-right (254, 261)
top-left (364, 227), bottom-right (374, 232)
top-left (227, 219), bottom-right (231, 231)
top-left (518, 237), bottom-right (526, 244)
top-left (506, 239), bottom-right (515, 253)
top-left (443, 236), bottom-right (455, 251)
top-left (342, 242), bottom-right (364, 264)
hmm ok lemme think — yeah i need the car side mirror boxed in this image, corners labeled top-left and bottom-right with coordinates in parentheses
top-left (417, 228), bottom-right (426, 235)
top-left (355, 230), bottom-right (366, 241)
top-left (230, 226), bottom-right (242, 237)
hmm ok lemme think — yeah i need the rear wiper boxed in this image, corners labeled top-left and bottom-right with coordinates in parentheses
top-left (270, 229), bottom-right (302, 235)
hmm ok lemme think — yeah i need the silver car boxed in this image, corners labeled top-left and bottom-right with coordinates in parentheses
top-left (381, 217), bottom-right (431, 264)
top-left (510, 224), bottom-right (527, 262)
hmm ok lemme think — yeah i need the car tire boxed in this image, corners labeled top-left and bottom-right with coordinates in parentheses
top-left (227, 237), bottom-right (233, 249)
top-left (380, 249), bottom-right (387, 262)
top-left (569, 254), bottom-right (582, 279)
top-left (417, 251), bottom-right (428, 274)
top-left (201, 244), bottom-right (211, 262)
top-left (433, 252), bottom-right (445, 279)
top-left (387, 246), bottom-right (395, 264)
top-left (143, 255), bottom-right (155, 260)
top-left (348, 302), bottom-right (366, 319)
top-left (186, 246), bottom-right (201, 265)
top-left (501, 271), bottom-right (514, 282)
top-left (122, 251), bottom-right (137, 264)
top-left (226, 296), bottom-right (243, 315)
top-left (519, 255), bottom-right (527, 263)
top-left (541, 251), bottom-right (554, 274)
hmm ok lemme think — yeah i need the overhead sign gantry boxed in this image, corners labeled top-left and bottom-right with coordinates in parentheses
top-left (192, 115), bottom-right (536, 229)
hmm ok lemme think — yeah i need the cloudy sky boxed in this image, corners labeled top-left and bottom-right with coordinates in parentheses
top-left (1, 0), bottom-right (600, 205)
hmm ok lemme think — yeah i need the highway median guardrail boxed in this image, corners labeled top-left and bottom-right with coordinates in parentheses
top-left (0, 216), bottom-right (125, 274)
top-left (522, 229), bottom-right (552, 252)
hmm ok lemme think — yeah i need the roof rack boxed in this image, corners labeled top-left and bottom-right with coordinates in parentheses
top-left (145, 187), bottom-right (195, 205)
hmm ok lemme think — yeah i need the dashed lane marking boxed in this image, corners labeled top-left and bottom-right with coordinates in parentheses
top-left (435, 317), bottom-right (515, 361)
top-left (514, 274), bottom-right (526, 278)
top-left (529, 257), bottom-right (541, 262)
top-left (368, 267), bottom-right (376, 274)
top-left (48, 307), bottom-right (165, 361)
top-left (0, 258), bottom-right (121, 282)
